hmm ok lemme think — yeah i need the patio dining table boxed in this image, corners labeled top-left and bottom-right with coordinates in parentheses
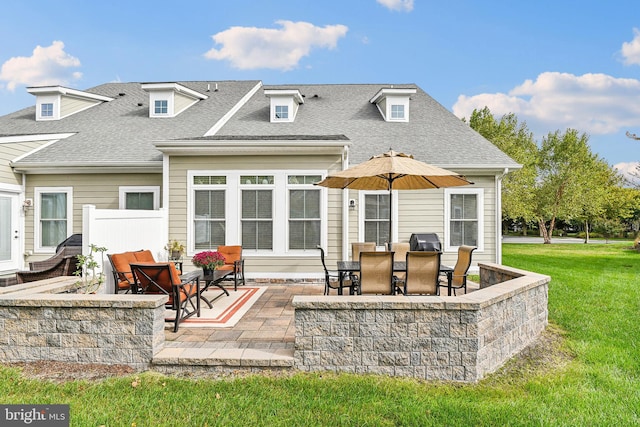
top-left (337, 260), bottom-right (455, 295)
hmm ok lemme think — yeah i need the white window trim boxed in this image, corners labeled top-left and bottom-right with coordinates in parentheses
top-left (187, 170), bottom-right (326, 257)
top-left (118, 186), bottom-right (160, 210)
top-left (285, 175), bottom-right (325, 253)
top-left (358, 190), bottom-right (398, 249)
top-left (34, 187), bottom-right (73, 254)
top-left (35, 94), bottom-right (60, 121)
top-left (444, 187), bottom-right (484, 253)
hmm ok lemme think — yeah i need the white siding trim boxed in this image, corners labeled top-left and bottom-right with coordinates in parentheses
top-left (204, 81), bottom-right (263, 136)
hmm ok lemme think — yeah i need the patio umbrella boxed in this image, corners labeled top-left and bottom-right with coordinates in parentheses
top-left (315, 150), bottom-right (473, 243)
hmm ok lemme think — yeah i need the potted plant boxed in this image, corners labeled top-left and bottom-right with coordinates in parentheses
top-left (74, 244), bottom-right (108, 294)
top-left (191, 250), bottom-right (225, 275)
top-left (165, 239), bottom-right (185, 260)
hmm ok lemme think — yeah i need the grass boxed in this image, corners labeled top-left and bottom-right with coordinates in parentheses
top-left (2, 243), bottom-right (640, 426)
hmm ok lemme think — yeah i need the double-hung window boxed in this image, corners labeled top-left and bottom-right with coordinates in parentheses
top-left (35, 187), bottom-right (73, 252)
top-left (363, 193), bottom-right (390, 246)
top-left (241, 176), bottom-right (274, 250)
top-left (444, 188), bottom-right (483, 251)
top-left (193, 176), bottom-right (227, 250)
top-left (188, 171), bottom-right (326, 255)
top-left (288, 175), bottom-right (321, 250)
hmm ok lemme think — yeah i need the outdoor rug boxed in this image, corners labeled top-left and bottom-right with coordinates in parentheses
top-left (167, 286), bottom-right (267, 328)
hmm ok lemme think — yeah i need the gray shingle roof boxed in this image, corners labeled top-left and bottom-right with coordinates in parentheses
top-left (0, 81), bottom-right (518, 169)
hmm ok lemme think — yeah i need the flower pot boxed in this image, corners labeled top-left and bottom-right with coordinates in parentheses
top-left (171, 250), bottom-right (182, 260)
top-left (203, 268), bottom-right (214, 276)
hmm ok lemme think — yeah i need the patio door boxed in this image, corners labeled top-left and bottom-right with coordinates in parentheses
top-left (0, 192), bottom-right (20, 272)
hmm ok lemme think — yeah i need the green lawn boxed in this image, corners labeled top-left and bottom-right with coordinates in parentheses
top-left (2, 243), bottom-right (639, 426)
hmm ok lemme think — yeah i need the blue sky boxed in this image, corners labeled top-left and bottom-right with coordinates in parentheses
top-left (1, 0), bottom-right (639, 177)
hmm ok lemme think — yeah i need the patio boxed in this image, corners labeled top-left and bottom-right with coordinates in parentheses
top-left (154, 280), bottom-right (481, 376)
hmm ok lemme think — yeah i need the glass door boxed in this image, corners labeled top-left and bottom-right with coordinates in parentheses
top-left (0, 193), bottom-right (20, 271)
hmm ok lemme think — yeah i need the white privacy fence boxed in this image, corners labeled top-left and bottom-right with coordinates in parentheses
top-left (82, 205), bottom-right (168, 293)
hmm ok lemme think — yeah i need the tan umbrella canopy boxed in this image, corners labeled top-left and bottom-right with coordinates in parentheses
top-left (315, 150), bottom-right (473, 243)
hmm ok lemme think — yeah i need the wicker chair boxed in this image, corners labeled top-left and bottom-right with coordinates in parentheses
top-left (216, 245), bottom-right (245, 291)
top-left (440, 246), bottom-right (476, 296)
top-left (357, 251), bottom-right (395, 295)
top-left (403, 251), bottom-right (441, 295)
top-left (130, 262), bottom-right (200, 332)
top-left (16, 255), bottom-right (76, 284)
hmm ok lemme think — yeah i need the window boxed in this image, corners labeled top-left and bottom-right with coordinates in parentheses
top-left (275, 105), bottom-right (288, 120)
top-left (445, 188), bottom-right (484, 251)
top-left (390, 104), bottom-right (404, 119)
top-left (364, 193), bottom-right (390, 246)
top-left (119, 186), bottom-right (159, 210)
top-left (188, 171), bottom-right (326, 256)
top-left (35, 187), bottom-right (73, 252)
top-left (241, 176), bottom-right (274, 250)
top-left (288, 175), bottom-right (321, 250)
top-left (154, 100), bottom-right (168, 115)
top-left (41, 103), bottom-right (54, 117)
top-left (194, 189), bottom-right (226, 249)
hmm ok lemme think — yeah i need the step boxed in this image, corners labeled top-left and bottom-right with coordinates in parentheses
top-left (152, 346), bottom-right (295, 368)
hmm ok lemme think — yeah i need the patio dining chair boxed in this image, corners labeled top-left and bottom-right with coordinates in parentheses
top-left (357, 251), bottom-right (395, 295)
top-left (317, 245), bottom-right (353, 295)
top-left (440, 245), bottom-right (476, 296)
top-left (386, 242), bottom-right (410, 283)
top-left (350, 242), bottom-right (376, 285)
top-left (130, 262), bottom-right (200, 332)
top-left (403, 251), bottom-right (441, 295)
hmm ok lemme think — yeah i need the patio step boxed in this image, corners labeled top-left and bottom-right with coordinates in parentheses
top-left (152, 346), bottom-right (295, 369)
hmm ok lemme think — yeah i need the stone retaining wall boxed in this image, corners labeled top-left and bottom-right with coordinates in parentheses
top-left (0, 277), bottom-right (166, 370)
top-left (292, 263), bottom-right (549, 382)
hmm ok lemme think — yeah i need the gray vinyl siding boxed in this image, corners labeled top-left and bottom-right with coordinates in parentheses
top-left (169, 155), bottom-right (343, 275)
top-left (0, 141), bottom-right (48, 185)
top-left (23, 173), bottom-right (161, 259)
top-left (60, 96), bottom-right (99, 118)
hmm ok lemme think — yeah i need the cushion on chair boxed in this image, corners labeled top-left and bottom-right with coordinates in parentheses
top-left (218, 245), bottom-right (241, 265)
top-left (134, 250), bottom-right (156, 263)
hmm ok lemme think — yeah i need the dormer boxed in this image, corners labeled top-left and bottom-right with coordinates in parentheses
top-left (369, 87), bottom-right (417, 122)
top-left (27, 86), bottom-right (114, 121)
top-left (141, 82), bottom-right (208, 118)
top-left (264, 89), bottom-right (304, 123)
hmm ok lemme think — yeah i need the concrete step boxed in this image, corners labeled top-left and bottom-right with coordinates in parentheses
top-left (152, 346), bottom-right (294, 368)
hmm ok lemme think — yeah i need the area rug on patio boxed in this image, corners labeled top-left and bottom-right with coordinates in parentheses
top-left (167, 286), bottom-right (267, 328)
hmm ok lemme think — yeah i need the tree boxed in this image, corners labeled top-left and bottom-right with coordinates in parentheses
top-left (533, 129), bottom-right (605, 243)
top-left (468, 108), bottom-right (538, 230)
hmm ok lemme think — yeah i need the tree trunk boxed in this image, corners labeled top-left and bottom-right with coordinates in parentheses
top-left (583, 220), bottom-right (590, 244)
top-left (539, 219), bottom-right (552, 244)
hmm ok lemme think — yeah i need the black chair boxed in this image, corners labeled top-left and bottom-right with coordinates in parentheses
top-left (317, 246), bottom-right (353, 295)
top-left (130, 263), bottom-right (200, 332)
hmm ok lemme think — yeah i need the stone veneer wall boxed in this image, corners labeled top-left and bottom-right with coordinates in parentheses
top-left (0, 277), bottom-right (166, 370)
top-left (293, 263), bottom-right (549, 382)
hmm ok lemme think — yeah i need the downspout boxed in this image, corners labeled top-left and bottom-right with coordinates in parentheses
top-left (342, 146), bottom-right (350, 261)
top-left (496, 168), bottom-right (508, 264)
top-left (21, 173), bottom-right (27, 269)
top-left (162, 153), bottom-right (169, 210)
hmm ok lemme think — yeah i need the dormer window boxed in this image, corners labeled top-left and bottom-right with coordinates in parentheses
top-left (27, 86), bottom-right (113, 121)
top-left (264, 89), bottom-right (304, 123)
top-left (154, 100), bottom-right (168, 115)
top-left (370, 87), bottom-right (417, 122)
top-left (41, 103), bottom-right (54, 117)
top-left (275, 105), bottom-right (289, 120)
top-left (141, 82), bottom-right (207, 118)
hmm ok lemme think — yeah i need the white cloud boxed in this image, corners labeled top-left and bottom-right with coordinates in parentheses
top-left (377, 0), bottom-right (414, 12)
top-left (203, 20), bottom-right (348, 71)
top-left (453, 72), bottom-right (640, 136)
top-left (0, 41), bottom-right (82, 91)
top-left (621, 28), bottom-right (640, 66)
top-left (614, 162), bottom-right (640, 185)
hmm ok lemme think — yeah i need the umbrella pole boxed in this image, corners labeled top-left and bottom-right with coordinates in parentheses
top-left (388, 188), bottom-right (393, 246)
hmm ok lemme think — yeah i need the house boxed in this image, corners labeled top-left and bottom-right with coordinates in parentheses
top-left (0, 80), bottom-right (520, 281)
